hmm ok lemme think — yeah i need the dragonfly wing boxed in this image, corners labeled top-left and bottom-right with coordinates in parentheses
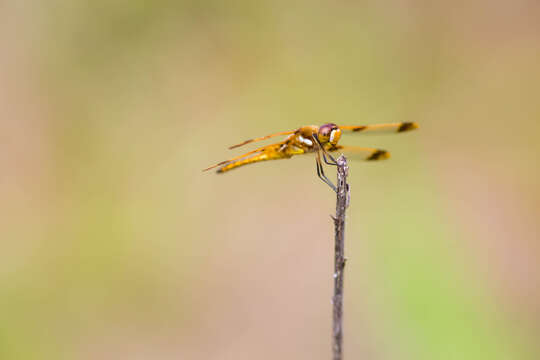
top-left (339, 122), bottom-right (418, 134)
top-left (228, 130), bottom-right (296, 149)
top-left (328, 145), bottom-right (390, 161)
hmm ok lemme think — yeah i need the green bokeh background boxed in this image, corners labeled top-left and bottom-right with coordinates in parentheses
top-left (1, 1), bottom-right (539, 359)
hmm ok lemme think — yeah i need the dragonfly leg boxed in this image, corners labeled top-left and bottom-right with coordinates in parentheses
top-left (316, 156), bottom-right (337, 192)
top-left (322, 151), bottom-right (338, 166)
top-left (313, 134), bottom-right (338, 166)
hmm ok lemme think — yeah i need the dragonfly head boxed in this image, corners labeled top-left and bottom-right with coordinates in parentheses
top-left (318, 123), bottom-right (341, 146)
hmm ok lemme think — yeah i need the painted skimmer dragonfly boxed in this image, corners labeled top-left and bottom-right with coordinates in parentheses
top-left (204, 122), bottom-right (418, 191)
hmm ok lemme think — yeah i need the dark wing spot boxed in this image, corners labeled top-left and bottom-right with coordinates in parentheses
top-left (397, 122), bottom-right (415, 132)
top-left (367, 149), bottom-right (388, 160)
top-left (352, 126), bottom-right (367, 132)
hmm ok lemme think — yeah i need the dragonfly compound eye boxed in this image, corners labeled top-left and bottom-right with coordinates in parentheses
top-left (318, 123), bottom-right (337, 143)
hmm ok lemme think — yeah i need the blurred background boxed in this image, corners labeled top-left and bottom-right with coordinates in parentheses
top-left (1, 1), bottom-right (539, 359)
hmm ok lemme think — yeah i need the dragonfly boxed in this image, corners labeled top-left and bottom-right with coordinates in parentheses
top-left (203, 122), bottom-right (419, 191)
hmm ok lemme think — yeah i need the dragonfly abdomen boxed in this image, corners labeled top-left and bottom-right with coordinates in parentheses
top-left (217, 150), bottom-right (291, 173)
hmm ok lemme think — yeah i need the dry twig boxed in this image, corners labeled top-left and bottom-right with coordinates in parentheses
top-left (332, 155), bottom-right (349, 360)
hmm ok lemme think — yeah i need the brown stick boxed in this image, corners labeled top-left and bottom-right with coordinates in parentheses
top-left (332, 155), bottom-right (349, 360)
